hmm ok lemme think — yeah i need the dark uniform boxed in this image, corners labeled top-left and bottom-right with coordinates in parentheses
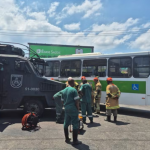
top-left (79, 83), bottom-right (93, 123)
top-left (53, 91), bottom-right (63, 123)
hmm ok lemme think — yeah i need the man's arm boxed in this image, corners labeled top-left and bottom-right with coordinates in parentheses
top-left (75, 100), bottom-right (79, 111)
top-left (74, 90), bottom-right (80, 111)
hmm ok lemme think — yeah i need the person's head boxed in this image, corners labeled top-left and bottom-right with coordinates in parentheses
top-left (83, 79), bottom-right (87, 84)
top-left (106, 77), bottom-right (113, 85)
top-left (93, 77), bottom-right (98, 84)
top-left (81, 76), bottom-right (86, 83)
top-left (68, 77), bottom-right (75, 87)
top-left (51, 78), bottom-right (54, 80)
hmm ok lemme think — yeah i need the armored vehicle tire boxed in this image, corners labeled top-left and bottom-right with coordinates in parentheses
top-left (24, 100), bottom-right (44, 117)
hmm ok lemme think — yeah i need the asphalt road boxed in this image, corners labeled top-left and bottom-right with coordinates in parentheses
top-left (0, 106), bottom-right (150, 150)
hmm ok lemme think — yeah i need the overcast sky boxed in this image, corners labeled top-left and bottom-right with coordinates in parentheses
top-left (0, 0), bottom-right (150, 54)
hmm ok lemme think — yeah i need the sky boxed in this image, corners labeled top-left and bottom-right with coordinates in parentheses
top-left (0, 0), bottom-right (150, 54)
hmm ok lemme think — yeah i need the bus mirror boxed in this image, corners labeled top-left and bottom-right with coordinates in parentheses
top-left (0, 63), bottom-right (4, 71)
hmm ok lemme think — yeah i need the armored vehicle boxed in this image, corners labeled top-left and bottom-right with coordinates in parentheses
top-left (0, 44), bottom-right (65, 116)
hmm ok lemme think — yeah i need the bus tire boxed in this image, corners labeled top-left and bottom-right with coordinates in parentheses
top-left (24, 100), bottom-right (44, 117)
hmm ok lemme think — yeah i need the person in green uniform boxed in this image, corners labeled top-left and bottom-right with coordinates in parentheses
top-left (53, 90), bottom-right (63, 124)
top-left (79, 79), bottom-right (93, 124)
top-left (61, 77), bottom-right (82, 145)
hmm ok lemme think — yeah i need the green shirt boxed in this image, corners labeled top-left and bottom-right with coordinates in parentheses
top-left (79, 83), bottom-right (92, 103)
top-left (61, 87), bottom-right (79, 114)
top-left (53, 90), bottom-right (63, 99)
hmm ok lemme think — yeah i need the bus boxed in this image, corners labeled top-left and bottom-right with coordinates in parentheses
top-left (43, 52), bottom-right (150, 106)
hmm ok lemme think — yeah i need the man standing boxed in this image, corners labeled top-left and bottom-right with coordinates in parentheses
top-left (93, 77), bottom-right (101, 114)
top-left (66, 77), bottom-right (79, 91)
top-left (105, 77), bottom-right (121, 122)
top-left (62, 77), bottom-right (82, 145)
top-left (79, 76), bottom-right (94, 112)
top-left (79, 79), bottom-right (93, 124)
top-left (53, 91), bottom-right (63, 124)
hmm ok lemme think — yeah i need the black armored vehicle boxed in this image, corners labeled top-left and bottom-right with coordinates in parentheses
top-left (0, 44), bottom-right (65, 116)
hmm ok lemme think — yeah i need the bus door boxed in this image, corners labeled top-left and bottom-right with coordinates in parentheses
top-left (146, 77), bottom-right (150, 105)
top-left (0, 63), bottom-right (4, 106)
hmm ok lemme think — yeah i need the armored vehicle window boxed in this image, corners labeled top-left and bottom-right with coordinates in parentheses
top-left (45, 61), bottom-right (60, 77)
top-left (82, 59), bottom-right (107, 77)
top-left (108, 57), bottom-right (132, 78)
top-left (60, 60), bottom-right (81, 77)
top-left (133, 56), bottom-right (150, 78)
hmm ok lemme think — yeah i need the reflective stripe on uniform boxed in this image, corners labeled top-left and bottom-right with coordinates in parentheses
top-left (88, 115), bottom-right (93, 117)
top-left (106, 105), bottom-right (120, 109)
top-left (74, 96), bottom-right (79, 100)
top-left (61, 98), bottom-right (64, 101)
top-left (106, 90), bottom-right (110, 93)
top-left (56, 113), bottom-right (61, 115)
top-left (82, 115), bottom-right (86, 117)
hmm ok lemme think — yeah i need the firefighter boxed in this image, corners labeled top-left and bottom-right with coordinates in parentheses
top-left (105, 77), bottom-right (121, 122)
top-left (93, 77), bottom-right (101, 114)
top-left (66, 77), bottom-right (79, 91)
top-left (52, 78), bottom-right (63, 123)
top-left (79, 76), bottom-right (87, 89)
top-left (62, 77), bottom-right (82, 145)
top-left (79, 79), bottom-right (93, 124)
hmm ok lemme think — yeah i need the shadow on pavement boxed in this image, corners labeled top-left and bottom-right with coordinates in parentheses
top-left (0, 109), bottom-right (57, 132)
top-left (115, 121), bottom-right (130, 126)
top-left (100, 105), bottom-right (150, 119)
top-left (86, 122), bottom-right (101, 128)
top-left (72, 143), bottom-right (90, 150)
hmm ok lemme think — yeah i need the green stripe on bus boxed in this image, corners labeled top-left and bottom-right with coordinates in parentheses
top-left (60, 80), bottom-right (146, 94)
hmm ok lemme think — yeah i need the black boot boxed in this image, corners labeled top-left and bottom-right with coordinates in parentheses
top-left (104, 116), bottom-right (111, 122)
top-left (72, 129), bottom-right (82, 145)
top-left (56, 118), bottom-right (64, 124)
top-left (91, 107), bottom-right (94, 113)
top-left (114, 116), bottom-right (117, 122)
top-left (64, 128), bottom-right (71, 143)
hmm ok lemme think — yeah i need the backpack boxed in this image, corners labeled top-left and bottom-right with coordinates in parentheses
top-left (21, 113), bottom-right (39, 131)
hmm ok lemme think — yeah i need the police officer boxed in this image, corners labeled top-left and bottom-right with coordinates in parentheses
top-left (66, 77), bottom-right (79, 91)
top-left (51, 78), bottom-right (63, 123)
top-left (53, 90), bottom-right (63, 124)
top-left (93, 77), bottom-right (102, 114)
top-left (62, 77), bottom-right (82, 145)
top-left (105, 77), bottom-right (121, 122)
top-left (79, 79), bottom-right (93, 124)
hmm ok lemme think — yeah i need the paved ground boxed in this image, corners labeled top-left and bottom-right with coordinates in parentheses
top-left (0, 106), bottom-right (150, 150)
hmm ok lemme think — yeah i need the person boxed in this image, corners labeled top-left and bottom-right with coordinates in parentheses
top-left (79, 79), bottom-right (93, 124)
top-left (93, 77), bottom-right (101, 114)
top-left (105, 77), bottom-right (121, 122)
top-left (66, 77), bottom-right (79, 91)
top-left (61, 77), bottom-right (82, 145)
top-left (79, 76), bottom-right (94, 112)
top-left (53, 90), bottom-right (63, 124)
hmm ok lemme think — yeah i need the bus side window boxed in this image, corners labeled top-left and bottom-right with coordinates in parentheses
top-left (82, 59), bottom-right (107, 77)
top-left (45, 61), bottom-right (60, 77)
top-left (108, 57), bottom-right (132, 78)
top-left (60, 60), bottom-right (81, 77)
top-left (133, 56), bottom-right (150, 78)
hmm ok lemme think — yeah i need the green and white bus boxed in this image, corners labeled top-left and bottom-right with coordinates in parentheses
top-left (43, 52), bottom-right (150, 106)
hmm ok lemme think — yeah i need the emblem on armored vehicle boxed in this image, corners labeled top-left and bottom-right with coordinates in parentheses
top-left (10, 74), bottom-right (23, 88)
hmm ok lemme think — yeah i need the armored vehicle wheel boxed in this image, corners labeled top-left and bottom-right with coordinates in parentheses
top-left (24, 100), bottom-right (44, 117)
